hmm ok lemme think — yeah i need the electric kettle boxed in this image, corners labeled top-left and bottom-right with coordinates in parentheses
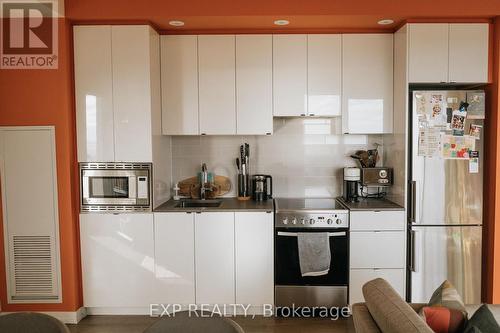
top-left (252, 175), bottom-right (272, 201)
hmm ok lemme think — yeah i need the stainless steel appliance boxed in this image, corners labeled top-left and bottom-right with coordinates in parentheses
top-left (361, 167), bottom-right (393, 186)
top-left (252, 174), bottom-right (272, 201)
top-left (343, 167), bottom-right (360, 203)
top-left (408, 90), bottom-right (484, 303)
top-left (80, 162), bottom-right (152, 212)
top-left (275, 198), bottom-right (349, 309)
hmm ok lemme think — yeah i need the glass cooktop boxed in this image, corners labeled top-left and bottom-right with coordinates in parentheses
top-left (274, 198), bottom-right (347, 212)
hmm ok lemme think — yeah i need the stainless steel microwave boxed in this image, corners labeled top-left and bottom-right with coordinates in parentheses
top-left (80, 163), bottom-right (152, 212)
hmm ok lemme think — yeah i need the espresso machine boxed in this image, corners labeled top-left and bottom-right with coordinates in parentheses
top-left (343, 167), bottom-right (360, 202)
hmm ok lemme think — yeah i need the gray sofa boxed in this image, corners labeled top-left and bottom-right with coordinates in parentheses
top-left (352, 278), bottom-right (500, 333)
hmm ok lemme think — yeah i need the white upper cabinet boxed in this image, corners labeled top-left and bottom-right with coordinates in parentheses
top-left (74, 26), bottom-right (114, 162)
top-left (111, 26), bottom-right (153, 162)
top-left (307, 34), bottom-right (342, 117)
top-left (408, 23), bottom-right (489, 83)
top-left (273, 35), bottom-right (308, 117)
top-left (408, 24), bottom-right (449, 83)
top-left (342, 34), bottom-right (393, 134)
top-left (449, 24), bottom-right (489, 83)
top-left (198, 35), bottom-right (236, 135)
top-left (236, 35), bottom-right (273, 135)
top-left (74, 25), bottom-right (161, 162)
top-left (161, 35), bottom-right (199, 135)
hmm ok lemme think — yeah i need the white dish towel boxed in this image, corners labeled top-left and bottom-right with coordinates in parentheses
top-left (297, 232), bottom-right (331, 277)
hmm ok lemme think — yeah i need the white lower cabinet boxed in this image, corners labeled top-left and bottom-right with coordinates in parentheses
top-left (80, 211), bottom-right (274, 311)
top-left (350, 269), bottom-right (406, 305)
top-left (79, 213), bottom-right (155, 308)
top-left (350, 231), bottom-right (405, 268)
top-left (153, 213), bottom-right (195, 305)
top-left (350, 211), bottom-right (405, 231)
top-left (195, 212), bottom-right (235, 304)
top-left (349, 210), bottom-right (406, 305)
top-left (235, 212), bottom-right (274, 308)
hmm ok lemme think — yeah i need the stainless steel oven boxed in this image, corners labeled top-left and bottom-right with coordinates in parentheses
top-left (274, 198), bottom-right (349, 309)
top-left (80, 162), bottom-right (152, 212)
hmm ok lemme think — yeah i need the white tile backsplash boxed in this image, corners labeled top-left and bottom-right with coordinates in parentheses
top-left (171, 118), bottom-right (383, 198)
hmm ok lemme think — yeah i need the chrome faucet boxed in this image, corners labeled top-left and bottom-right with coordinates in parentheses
top-left (200, 163), bottom-right (211, 200)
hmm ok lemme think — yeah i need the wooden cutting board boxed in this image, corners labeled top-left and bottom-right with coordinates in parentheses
top-left (178, 175), bottom-right (231, 199)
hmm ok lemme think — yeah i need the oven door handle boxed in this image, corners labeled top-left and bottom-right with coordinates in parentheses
top-left (277, 231), bottom-right (346, 237)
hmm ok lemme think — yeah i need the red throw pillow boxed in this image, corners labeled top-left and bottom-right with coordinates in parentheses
top-left (420, 306), bottom-right (466, 333)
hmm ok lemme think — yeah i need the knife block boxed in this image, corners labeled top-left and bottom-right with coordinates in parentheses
top-left (237, 174), bottom-right (251, 200)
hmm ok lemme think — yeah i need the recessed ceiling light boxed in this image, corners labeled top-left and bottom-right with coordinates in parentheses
top-left (169, 20), bottom-right (185, 27)
top-left (377, 19), bottom-right (394, 25)
top-left (274, 19), bottom-right (290, 26)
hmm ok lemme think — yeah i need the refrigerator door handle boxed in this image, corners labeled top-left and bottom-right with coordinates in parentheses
top-left (408, 230), bottom-right (418, 273)
top-left (409, 230), bottom-right (416, 272)
top-left (409, 181), bottom-right (417, 223)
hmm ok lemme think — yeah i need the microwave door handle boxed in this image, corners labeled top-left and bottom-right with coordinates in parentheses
top-left (82, 176), bottom-right (89, 199)
top-left (129, 176), bottom-right (137, 199)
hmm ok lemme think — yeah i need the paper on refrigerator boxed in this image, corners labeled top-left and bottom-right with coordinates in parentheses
top-left (415, 92), bottom-right (448, 127)
top-left (418, 127), bottom-right (442, 157)
top-left (441, 134), bottom-right (475, 159)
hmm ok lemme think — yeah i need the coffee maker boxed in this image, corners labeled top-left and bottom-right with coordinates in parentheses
top-left (252, 175), bottom-right (272, 201)
top-left (343, 167), bottom-right (360, 202)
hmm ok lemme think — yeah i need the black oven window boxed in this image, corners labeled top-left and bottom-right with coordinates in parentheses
top-left (89, 177), bottom-right (129, 198)
top-left (275, 230), bottom-right (348, 286)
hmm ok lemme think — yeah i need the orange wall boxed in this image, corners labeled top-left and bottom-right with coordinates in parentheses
top-left (0, 18), bottom-right (83, 311)
top-left (484, 17), bottom-right (500, 303)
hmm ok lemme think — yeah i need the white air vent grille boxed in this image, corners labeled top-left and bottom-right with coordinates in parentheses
top-left (11, 236), bottom-right (58, 301)
top-left (80, 162), bottom-right (152, 170)
top-left (81, 205), bottom-right (151, 212)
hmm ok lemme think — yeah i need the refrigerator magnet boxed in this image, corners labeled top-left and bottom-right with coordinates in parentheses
top-left (469, 151), bottom-right (479, 174)
top-left (451, 110), bottom-right (467, 136)
top-left (432, 104), bottom-right (442, 118)
top-left (446, 108), bottom-right (453, 124)
top-left (431, 94), bottom-right (443, 104)
top-left (469, 124), bottom-right (482, 140)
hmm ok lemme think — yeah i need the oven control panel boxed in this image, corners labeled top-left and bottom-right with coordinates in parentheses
top-left (275, 212), bottom-right (349, 229)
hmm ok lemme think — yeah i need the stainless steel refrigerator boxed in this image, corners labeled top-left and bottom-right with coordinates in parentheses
top-left (408, 90), bottom-right (484, 304)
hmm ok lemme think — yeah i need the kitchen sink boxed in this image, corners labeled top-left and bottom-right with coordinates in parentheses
top-left (175, 200), bottom-right (222, 208)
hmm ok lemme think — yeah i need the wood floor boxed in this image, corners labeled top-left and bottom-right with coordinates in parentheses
top-left (68, 315), bottom-right (355, 333)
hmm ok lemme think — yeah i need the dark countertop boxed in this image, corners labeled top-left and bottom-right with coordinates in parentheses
top-left (336, 197), bottom-right (404, 211)
top-left (154, 197), bottom-right (274, 213)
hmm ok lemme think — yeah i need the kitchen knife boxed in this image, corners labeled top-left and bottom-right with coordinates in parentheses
top-left (240, 145), bottom-right (245, 165)
top-left (244, 143), bottom-right (249, 169)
